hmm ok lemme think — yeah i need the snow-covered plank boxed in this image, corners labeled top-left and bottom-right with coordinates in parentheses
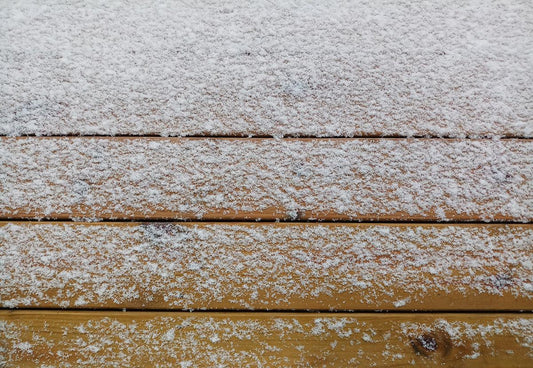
top-left (1, 222), bottom-right (531, 310)
top-left (1, 138), bottom-right (532, 221)
top-left (1, 1), bottom-right (531, 138)
top-left (1, 311), bottom-right (531, 367)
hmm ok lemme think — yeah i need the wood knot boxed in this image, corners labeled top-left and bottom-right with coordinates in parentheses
top-left (411, 329), bottom-right (452, 358)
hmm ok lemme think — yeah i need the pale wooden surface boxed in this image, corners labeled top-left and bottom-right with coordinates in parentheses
top-left (1, 138), bottom-right (531, 221)
top-left (1, 311), bottom-right (531, 367)
top-left (1, 222), bottom-right (531, 311)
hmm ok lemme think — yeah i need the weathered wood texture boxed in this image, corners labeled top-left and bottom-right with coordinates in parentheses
top-left (1, 138), bottom-right (531, 221)
top-left (1, 222), bottom-right (531, 311)
top-left (1, 311), bottom-right (531, 367)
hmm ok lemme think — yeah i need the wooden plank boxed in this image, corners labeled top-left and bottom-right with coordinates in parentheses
top-left (1, 138), bottom-right (531, 221)
top-left (1, 2), bottom-right (531, 138)
top-left (1, 311), bottom-right (531, 367)
top-left (1, 222), bottom-right (531, 310)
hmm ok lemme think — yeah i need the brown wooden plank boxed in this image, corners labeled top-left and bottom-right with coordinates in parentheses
top-left (1, 2), bottom-right (531, 138)
top-left (1, 138), bottom-right (531, 221)
top-left (1, 311), bottom-right (531, 367)
top-left (1, 222), bottom-right (531, 310)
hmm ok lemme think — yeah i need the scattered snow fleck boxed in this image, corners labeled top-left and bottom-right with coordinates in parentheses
top-left (13, 342), bottom-right (32, 354)
top-left (393, 298), bottom-right (410, 308)
top-left (163, 329), bottom-right (175, 342)
top-left (210, 334), bottom-right (220, 343)
top-left (1, 315), bottom-right (531, 366)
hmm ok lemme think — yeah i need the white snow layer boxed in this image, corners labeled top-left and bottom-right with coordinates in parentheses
top-left (0, 138), bottom-right (531, 221)
top-left (1, 0), bottom-right (532, 137)
top-left (0, 223), bottom-right (531, 309)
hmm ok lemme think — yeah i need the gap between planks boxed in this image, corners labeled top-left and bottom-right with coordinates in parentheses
top-left (1, 219), bottom-right (531, 224)
top-left (3, 134), bottom-right (532, 139)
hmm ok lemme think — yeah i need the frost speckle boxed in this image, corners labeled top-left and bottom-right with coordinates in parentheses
top-left (393, 298), bottom-right (410, 308)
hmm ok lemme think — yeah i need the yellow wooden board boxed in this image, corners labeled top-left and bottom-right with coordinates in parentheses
top-left (1, 222), bottom-right (532, 311)
top-left (1, 311), bottom-right (531, 367)
top-left (1, 138), bottom-right (531, 221)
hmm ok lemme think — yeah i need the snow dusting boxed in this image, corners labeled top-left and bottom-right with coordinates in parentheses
top-left (1, 0), bottom-right (532, 137)
top-left (1, 313), bottom-right (531, 366)
top-left (1, 1), bottom-right (532, 365)
top-left (1, 138), bottom-right (531, 221)
top-left (1, 222), bottom-right (531, 309)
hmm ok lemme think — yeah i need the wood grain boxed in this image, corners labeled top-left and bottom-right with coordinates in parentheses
top-left (1, 222), bottom-right (531, 311)
top-left (1, 311), bottom-right (531, 367)
top-left (1, 138), bottom-right (531, 221)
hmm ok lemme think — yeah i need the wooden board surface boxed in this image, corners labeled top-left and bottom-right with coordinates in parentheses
top-left (1, 311), bottom-right (531, 367)
top-left (1, 222), bottom-right (532, 311)
top-left (1, 138), bottom-right (531, 221)
top-left (2, 2), bottom-right (532, 366)
top-left (1, 1), bottom-right (531, 138)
